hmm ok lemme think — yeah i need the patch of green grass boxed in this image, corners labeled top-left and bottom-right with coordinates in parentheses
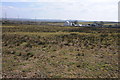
top-left (52, 75), bottom-right (62, 78)
top-left (27, 52), bottom-right (34, 57)
top-left (15, 52), bottom-right (21, 56)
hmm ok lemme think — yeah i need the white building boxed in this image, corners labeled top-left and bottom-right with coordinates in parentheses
top-left (64, 21), bottom-right (73, 26)
top-left (64, 20), bottom-right (82, 27)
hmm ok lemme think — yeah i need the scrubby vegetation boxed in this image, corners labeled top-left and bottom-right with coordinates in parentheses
top-left (2, 24), bottom-right (120, 78)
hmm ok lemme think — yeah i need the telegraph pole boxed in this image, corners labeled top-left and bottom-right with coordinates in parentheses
top-left (18, 15), bottom-right (19, 20)
top-left (17, 15), bottom-right (20, 24)
top-left (35, 16), bottom-right (36, 22)
top-left (4, 12), bottom-right (7, 21)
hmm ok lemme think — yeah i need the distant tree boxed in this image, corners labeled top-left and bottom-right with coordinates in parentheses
top-left (93, 21), bottom-right (104, 27)
top-left (109, 25), bottom-right (112, 27)
top-left (94, 21), bottom-right (97, 24)
top-left (99, 21), bottom-right (104, 27)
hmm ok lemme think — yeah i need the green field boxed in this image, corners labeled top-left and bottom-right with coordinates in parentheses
top-left (2, 24), bottom-right (120, 78)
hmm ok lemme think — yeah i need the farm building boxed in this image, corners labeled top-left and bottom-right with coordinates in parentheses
top-left (64, 21), bottom-right (73, 26)
top-left (64, 20), bottom-right (82, 27)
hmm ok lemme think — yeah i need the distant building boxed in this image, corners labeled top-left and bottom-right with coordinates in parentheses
top-left (64, 20), bottom-right (82, 27)
top-left (64, 21), bottom-right (73, 26)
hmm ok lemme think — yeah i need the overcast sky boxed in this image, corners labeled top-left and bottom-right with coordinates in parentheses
top-left (1, 0), bottom-right (120, 21)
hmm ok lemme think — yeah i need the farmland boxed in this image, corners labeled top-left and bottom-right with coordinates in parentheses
top-left (2, 23), bottom-right (120, 78)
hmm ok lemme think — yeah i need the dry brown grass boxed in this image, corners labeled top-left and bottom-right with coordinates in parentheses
top-left (2, 24), bottom-right (119, 78)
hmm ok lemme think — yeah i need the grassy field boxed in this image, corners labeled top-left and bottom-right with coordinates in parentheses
top-left (2, 24), bottom-right (120, 78)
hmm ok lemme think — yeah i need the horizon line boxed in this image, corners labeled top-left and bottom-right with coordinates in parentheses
top-left (1, 17), bottom-right (118, 22)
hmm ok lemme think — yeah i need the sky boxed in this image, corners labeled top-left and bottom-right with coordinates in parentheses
top-left (1, 0), bottom-right (120, 21)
